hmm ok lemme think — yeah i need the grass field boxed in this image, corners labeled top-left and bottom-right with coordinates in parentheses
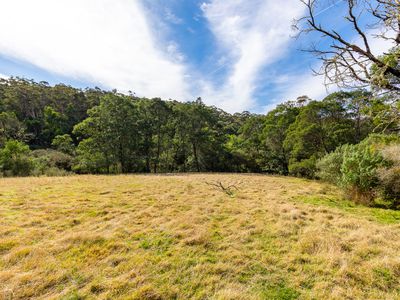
top-left (0, 174), bottom-right (399, 299)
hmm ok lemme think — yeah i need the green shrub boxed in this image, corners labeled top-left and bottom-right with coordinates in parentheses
top-left (317, 134), bottom-right (400, 208)
top-left (31, 149), bottom-right (73, 175)
top-left (377, 145), bottom-right (400, 209)
top-left (44, 167), bottom-right (70, 177)
top-left (289, 156), bottom-right (317, 178)
top-left (0, 140), bottom-right (33, 176)
top-left (316, 145), bottom-right (346, 184)
top-left (360, 133), bottom-right (400, 148)
top-left (340, 144), bottom-right (384, 205)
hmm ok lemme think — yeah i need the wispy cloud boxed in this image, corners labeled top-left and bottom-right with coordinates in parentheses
top-left (198, 0), bottom-right (305, 112)
top-left (0, 0), bottom-right (189, 100)
top-left (4, 0), bottom-right (390, 113)
top-left (164, 8), bottom-right (184, 25)
top-left (264, 71), bottom-right (330, 112)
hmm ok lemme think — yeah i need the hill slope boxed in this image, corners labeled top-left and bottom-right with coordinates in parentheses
top-left (0, 174), bottom-right (399, 299)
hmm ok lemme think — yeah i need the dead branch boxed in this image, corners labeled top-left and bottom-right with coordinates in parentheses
top-left (205, 180), bottom-right (241, 197)
top-left (296, 0), bottom-right (400, 92)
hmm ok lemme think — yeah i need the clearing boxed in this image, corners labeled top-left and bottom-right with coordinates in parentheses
top-left (0, 174), bottom-right (399, 299)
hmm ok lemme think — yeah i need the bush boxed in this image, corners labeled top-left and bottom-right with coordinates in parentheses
top-left (377, 145), bottom-right (400, 209)
top-left (31, 149), bottom-right (73, 175)
top-left (360, 133), bottom-right (400, 148)
top-left (340, 144), bottom-right (384, 205)
top-left (317, 134), bottom-right (400, 208)
top-left (289, 156), bottom-right (317, 178)
top-left (0, 140), bottom-right (33, 176)
top-left (43, 167), bottom-right (70, 177)
top-left (316, 145), bottom-right (346, 184)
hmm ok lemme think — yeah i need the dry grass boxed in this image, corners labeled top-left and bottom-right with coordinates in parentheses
top-left (0, 174), bottom-right (399, 299)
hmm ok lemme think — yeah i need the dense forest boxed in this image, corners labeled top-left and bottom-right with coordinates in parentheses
top-left (0, 77), bottom-right (395, 172)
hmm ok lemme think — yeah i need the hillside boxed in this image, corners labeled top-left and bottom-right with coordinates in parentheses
top-left (1, 174), bottom-right (400, 299)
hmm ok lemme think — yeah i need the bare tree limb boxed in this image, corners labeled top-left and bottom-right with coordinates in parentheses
top-left (296, 0), bottom-right (400, 92)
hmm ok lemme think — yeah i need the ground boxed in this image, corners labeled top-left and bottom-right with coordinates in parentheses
top-left (0, 174), bottom-right (399, 300)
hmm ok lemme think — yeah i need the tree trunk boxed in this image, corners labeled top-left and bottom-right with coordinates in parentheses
top-left (154, 128), bottom-right (162, 173)
top-left (193, 142), bottom-right (200, 172)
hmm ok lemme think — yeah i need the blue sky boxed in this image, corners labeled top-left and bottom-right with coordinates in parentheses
top-left (0, 0), bottom-right (392, 113)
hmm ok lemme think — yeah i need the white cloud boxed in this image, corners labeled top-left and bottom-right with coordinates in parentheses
top-left (165, 8), bottom-right (183, 25)
top-left (166, 42), bottom-right (185, 63)
top-left (264, 72), bottom-right (331, 112)
top-left (0, 73), bottom-right (8, 79)
top-left (0, 0), bottom-right (189, 100)
top-left (365, 28), bottom-right (396, 56)
top-left (199, 0), bottom-right (305, 112)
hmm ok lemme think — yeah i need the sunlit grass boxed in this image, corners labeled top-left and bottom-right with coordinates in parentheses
top-left (0, 174), bottom-right (399, 299)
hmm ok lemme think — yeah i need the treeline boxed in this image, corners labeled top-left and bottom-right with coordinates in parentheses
top-left (0, 77), bottom-right (399, 207)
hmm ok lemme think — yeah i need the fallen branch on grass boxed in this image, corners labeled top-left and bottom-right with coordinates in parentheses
top-left (205, 181), bottom-right (241, 196)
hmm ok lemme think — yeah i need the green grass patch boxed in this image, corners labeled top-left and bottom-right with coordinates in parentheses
top-left (294, 195), bottom-right (400, 224)
top-left (257, 280), bottom-right (300, 300)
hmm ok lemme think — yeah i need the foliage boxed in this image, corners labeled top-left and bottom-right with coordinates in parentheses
top-left (377, 145), bottom-right (400, 209)
top-left (262, 102), bottom-right (300, 174)
top-left (288, 156), bottom-right (318, 178)
top-left (316, 145), bottom-right (346, 184)
top-left (72, 138), bottom-right (110, 174)
top-left (73, 93), bottom-right (141, 173)
top-left (371, 47), bottom-right (400, 91)
top-left (31, 149), bottom-right (73, 175)
top-left (0, 111), bottom-right (27, 147)
top-left (317, 135), bottom-right (400, 207)
top-left (369, 95), bottom-right (400, 134)
top-left (0, 140), bottom-right (33, 176)
top-left (340, 143), bottom-right (385, 204)
top-left (228, 114), bottom-right (267, 172)
top-left (72, 96), bottom-right (232, 173)
top-left (52, 134), bottom-right (75, 155)
top-left (285, 92), bottom-right (371, 178)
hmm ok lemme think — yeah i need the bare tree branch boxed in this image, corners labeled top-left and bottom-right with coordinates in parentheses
top-left (296, 0), bottom-right (400, 92)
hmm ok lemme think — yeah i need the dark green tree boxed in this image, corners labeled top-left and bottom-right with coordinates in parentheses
top-left (0, 140), bottom-right (33, 176)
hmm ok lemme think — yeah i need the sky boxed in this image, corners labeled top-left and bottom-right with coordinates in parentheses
top-left (0, 0), bottom-right (394, 113)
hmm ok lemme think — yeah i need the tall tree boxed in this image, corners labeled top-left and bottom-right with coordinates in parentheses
top-left (263, 102), bottom-right (300, 174)
top-left (73, 93), bottom-right (139, 173)
top-left (284, 96), bottom-right (358, 177)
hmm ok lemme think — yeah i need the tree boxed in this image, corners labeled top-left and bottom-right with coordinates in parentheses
top-left (134, 98), bottom-right (172, 173)
top-left (42, 106), bottom-right (68, 145)
top-left (284, 96), bottom-right (358, 177)
top-left (0, 112), bottom-right (27, 147)
top-left (0, 140), bottom-right (33, 176)
top-left (73, 93), bottom-right (139, 173)
top-left (228, 114), bottom-right (267, 172)
top-left (369, 93), bottom-right (400, 133)
top-left (143, 99), bottom-right (172, 173)
top-left (296, 0), bottom-right (400, 91)
top-left (52, 134), bottom-right (75, 155)
top-left (263, 102), bottom-right (300, 174)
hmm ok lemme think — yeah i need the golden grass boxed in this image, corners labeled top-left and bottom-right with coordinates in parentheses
top-left (0, 174), bottom-right (399, 299)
